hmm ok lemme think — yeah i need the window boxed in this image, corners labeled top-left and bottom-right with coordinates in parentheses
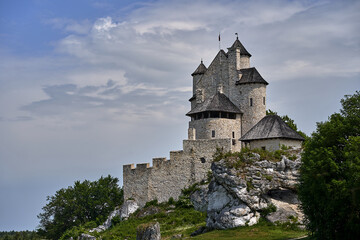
top-left (232, 132), bottom-right (235, 138)
top-left (232, 139), bottom-right (236, 145)
top-left (261, 146), bottom-right (266, 150)
top-left (200, 157), bottom-right (206, 163)
top-left (212, 130), bottom-right (215, 138)
top-left (210, 112), bottom-right (219, 118)
top-left (250, 98), bottom-right (253, 106)
top-left (263, 97), bottom-right (265, 105)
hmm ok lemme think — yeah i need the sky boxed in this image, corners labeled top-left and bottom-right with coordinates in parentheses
top-left (0, 0), bottom-right (359, 231)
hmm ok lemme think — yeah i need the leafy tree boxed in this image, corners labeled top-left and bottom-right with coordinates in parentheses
top-left (37, 175), bottom-right (123, 239)
top-left (298, 91), bottom-right (360, 239)
top-left (266, 109), bottom-right (308, 140)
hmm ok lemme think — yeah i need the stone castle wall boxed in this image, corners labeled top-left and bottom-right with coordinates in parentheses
top-left (248, 138), bottom-right (303, 151)
top-left (123, 139), bottom-right (232, 207)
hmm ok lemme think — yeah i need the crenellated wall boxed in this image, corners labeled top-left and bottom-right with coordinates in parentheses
top-left (123, 138), bottom-right (232, 207)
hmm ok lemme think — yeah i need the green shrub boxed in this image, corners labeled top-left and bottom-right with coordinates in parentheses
top-left (181, 183), bottom-right (200, 196)
top-left (261, 204), bottom-right (277, 217)
top-left (144, 199), bottom-right (158, 208)
top-left (175, 196), bottom-right (193, 209)
top-left (264, 175), bottom-right (273, 181)
top-left (168, 197), bottom-right (175, 205)
top-left (111, 216), bottom-right (121, 227)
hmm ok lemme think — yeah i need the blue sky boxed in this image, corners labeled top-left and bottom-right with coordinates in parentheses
top-left (0, 0), bottom-right (359, 231)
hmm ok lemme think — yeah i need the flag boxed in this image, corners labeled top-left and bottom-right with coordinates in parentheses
top-left (218, 33), bottom-right (220, 42)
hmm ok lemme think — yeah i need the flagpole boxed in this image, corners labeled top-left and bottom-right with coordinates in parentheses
top-left (218, 32), bottom-right (221, 50)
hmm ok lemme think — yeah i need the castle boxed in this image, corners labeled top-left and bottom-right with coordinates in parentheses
top-left (123, 37), bottom-right (304, 207)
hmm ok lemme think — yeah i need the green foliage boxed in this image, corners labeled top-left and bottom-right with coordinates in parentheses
top-left (92, 206), bottom-right (206, 239)
top-left (264, 175), bottom-right (273, 181)
top-left (206, 170), bottom-right (213, 182)
top-left (260, 204), bottom-right (277, 217)
top-left (246, 180), bottom-right (254, 191)
top-left (214, 147), bottom-right (299, 170)
top-left (181, 183), bottom-right (200, 196)
top-left (144, 199), bottom-right (158, 208)
top-left (0, 231), bottom-right (40, 240)
top-left (111, 216), bottom-right (121, 227)
top-left (298, 91), bottom-right (360, 239)
top-left (37, 175), bottom-right (123, 240)
top-left (167, 197), bottom-right (175, 205)
top-left (175, 196), bottom-right (193, 209)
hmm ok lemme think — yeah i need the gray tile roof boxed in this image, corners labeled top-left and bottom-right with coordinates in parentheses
top-left (240, 115), bottom-right (305, 141)
top-left (191, 61), bottom-right (207, 76)
top-left (227, 38), bottom-right (252, 57)
top-left (186, 92), bottom-right (242, 116)
top-left (236, 67), bottom-right (269, 85)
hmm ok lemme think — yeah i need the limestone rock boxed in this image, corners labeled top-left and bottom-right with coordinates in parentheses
top-left (136, 222), bottom-right (161, 240)
top-left (90, 200), bottom-right (139, 233)
top-left (136, 206), bottom-right (162, 218)
top-left (120, 199), bottom-right (139, 220)
top-left (78, 234), bottom-right (96, 240)
top-left (190, 184), bottom-right (208, 212)
top-left (206, 153), bottom-right (303, 229)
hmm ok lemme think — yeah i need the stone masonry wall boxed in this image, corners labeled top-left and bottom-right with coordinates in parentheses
top-left (123, 139), bottom-right (233, 207)
top-left (188, 117), bottom-right (241, 152)
top-left (230, 83), bottom-right (266, 135)
top-left (249, 138), bottom-right (303, 151)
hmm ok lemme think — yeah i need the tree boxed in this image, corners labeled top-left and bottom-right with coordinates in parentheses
top-left (298, 91), bottom-right (360, 239)
top-left (266, 109), bottom-right (308, 140)
top-left (37, 175), bottom-right (123, 239)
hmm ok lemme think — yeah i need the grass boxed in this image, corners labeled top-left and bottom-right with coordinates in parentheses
top-left (191, 219), bottom-right (307, 240)
top-left (61, 200), bottom-right (307, 240)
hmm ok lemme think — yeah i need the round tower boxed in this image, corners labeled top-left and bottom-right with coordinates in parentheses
top-left (190, 60), bottom-right (207, 109)
top-left (236, 68), bottom-right (268, 135)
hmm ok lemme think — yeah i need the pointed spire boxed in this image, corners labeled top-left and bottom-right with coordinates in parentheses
top-left (227, 37), bottom-right (252, 57)
top-left (191, 60), bottom-right (207, 76)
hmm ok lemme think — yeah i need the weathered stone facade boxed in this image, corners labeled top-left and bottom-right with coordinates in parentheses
top-left (247, 138), bottom-right (302, 151)
top-left (124, 139), bottom-right (232, 207)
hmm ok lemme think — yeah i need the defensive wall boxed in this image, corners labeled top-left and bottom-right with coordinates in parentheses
top-left (123, 138), bottom-right (232, 207)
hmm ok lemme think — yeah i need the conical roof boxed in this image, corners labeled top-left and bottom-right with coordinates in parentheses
top-left (191, 61), bottom-right (207, 76)
top-left (240, 115), bottom-right (305, 141)
top-left (186, 92), bottom-right (242, 116)
top-left (236, 67), bottom-right (268, 85)
top-left (227, 38), bottom-right (252, 57)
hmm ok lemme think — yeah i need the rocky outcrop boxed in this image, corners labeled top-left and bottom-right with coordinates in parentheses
top-left (190, 184), bottom-right (208, 212)
top-left (78, 234), bottom-right (96, 240)
top-left (136, 222), bottom-right (161, 240)
top-left (206, 152), bottom-right (303, 229)
top-left (90, 200), bottom-right (139, 233)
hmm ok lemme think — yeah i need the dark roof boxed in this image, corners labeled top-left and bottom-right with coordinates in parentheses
top-left (191, 61), bottom-right (207, 76)
top-left (186, 92), bottom-right (242, 116)
top-left (227, 38), bottom-right (252, 57)
top-left (236, 67), bottom-right (268, 85)
top-left (240, 115), bottom-right (305, 141)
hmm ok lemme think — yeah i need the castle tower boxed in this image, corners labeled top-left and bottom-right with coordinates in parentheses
top-left (187, 37), bottom-right (268, 149)
top-left (189, 60), bottom-right (207, 109)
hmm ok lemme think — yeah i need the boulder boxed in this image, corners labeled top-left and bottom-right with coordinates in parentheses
top-left (136, 222), bottom-right (161, 240)
top-left (190, 184), bottom-right (208, 212)
top-left (206, 153), bottom-right (303, 229)
top-left (90, 199), bottom-right (139, 233)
